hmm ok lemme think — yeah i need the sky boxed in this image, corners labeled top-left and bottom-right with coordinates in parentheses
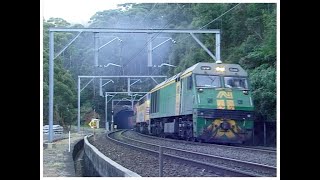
top-left (42, 0), bottom-right (187, 25)
top-left (42, 0), bottom-right (123, 25)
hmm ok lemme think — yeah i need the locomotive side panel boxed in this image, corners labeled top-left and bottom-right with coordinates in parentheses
top-left (180, 74), bottom-right (194, 115)
top-left (150, 82), bottom-right (176, 118)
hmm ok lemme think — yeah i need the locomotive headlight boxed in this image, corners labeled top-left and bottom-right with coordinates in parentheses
top-left (198, 88), bottom-right (204, 92)
top-left (215, 66), bottom-right (225, 72)
top-left (243, 90), bottom-right (248, 95)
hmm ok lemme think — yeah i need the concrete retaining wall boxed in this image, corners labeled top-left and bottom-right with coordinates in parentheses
top-left (72, 139), bottom-right (85, 176)
top-left (83, 135), bottom-right (141, 177)
top-left (72, 139), bottom-right (84, 160)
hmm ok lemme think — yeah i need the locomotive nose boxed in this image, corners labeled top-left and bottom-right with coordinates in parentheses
top-left (220, 121), bottom-right (231, 130)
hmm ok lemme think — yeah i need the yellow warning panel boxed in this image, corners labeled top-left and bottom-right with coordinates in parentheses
top-left (217, 100), bottom-right (225, 109)
top-left (226, 100), bottom-right (235, 110)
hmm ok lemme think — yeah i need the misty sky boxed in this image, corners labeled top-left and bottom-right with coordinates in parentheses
top-left (42, 0), bottom-right (257, 25)
top-left (42, 0), bottom-right (185, 25)
top-left (42, 0), bottom-right (123, 24)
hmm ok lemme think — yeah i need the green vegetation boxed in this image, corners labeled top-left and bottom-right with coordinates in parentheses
top-left (43, 3), bottom-right (277, 128)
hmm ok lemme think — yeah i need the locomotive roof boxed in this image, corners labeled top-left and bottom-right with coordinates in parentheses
top-left (182, 62), bottom-right (247, 76)
top-left (150, 62), bottom-right (247, 93)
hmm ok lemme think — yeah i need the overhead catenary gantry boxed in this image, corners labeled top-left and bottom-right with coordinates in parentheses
top-left (77, 75), bottom-right (166, 133)
top-left (49, 28), bottom-right (221, 67)
top-left (48, 28), bottom-right (221, 143)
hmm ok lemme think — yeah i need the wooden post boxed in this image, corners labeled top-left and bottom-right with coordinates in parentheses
top-left (93, 127), bottom-right (96, 141)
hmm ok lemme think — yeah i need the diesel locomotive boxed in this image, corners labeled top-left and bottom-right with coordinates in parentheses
top-left (134, 62), bottom-right (254, 144)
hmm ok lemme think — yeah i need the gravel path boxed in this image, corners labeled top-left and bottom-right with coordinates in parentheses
top-left (43, 128), bottom-right (105, 177)
top-left (43, 133), bottom-right (84, 177)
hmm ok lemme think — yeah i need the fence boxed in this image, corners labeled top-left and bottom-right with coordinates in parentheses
top-left (43, 125), bottom-right (64, 134)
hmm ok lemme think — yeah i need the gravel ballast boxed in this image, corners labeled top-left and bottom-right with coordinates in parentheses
top-left (89, 133), bottom-right (219, 177)
top-left (123, 130), bottom-right (276, 167)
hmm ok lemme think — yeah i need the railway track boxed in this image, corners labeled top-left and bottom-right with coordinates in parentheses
top-left (107, 130), bottom-right (276, 177)
top-left (135, 130), bottom-right (276, 154)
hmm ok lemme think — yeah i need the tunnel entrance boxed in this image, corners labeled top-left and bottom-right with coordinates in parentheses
top-left (114, 107), bottom-right (134, 129)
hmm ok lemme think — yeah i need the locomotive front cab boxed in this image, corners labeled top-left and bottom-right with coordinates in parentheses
top-left (192, 63), bottom-right (254, 144)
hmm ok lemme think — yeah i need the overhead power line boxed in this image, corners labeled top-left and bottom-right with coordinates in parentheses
top-left (138, 3), bottom-right (158, 27)
top-left (178, 3), bottom-right (241, 42)
top-left (199, 3), bottom-right (241, 30)
top-left (122, 4), bottom-right (182, 68)
top-left (122, 4), bottom-right (240, 71)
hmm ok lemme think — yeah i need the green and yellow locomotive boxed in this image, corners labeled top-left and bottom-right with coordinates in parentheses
top-left (135, 62), bottom-right (254, 144)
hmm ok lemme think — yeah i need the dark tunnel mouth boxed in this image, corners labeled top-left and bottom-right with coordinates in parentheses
top-left (114, 109), bottom-right (134, 129)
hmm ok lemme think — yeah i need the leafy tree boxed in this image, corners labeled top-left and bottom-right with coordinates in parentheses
top-left (43, 19), bottom-right (78, 130)
top-left (249, 64), bottom-right (276, 121)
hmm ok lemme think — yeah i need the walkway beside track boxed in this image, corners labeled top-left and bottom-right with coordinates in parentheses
top-left (42, 128), bottom-right (105, 177)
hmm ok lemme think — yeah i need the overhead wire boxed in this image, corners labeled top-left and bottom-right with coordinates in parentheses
top-left (117, 4), bottom-right (241, 87)
top-left (122, 4), bottom-right (183, 69)
top-left (148, 4), bottom-right (241, 72)
top-left (121, 27), bottom-right (172, 68)
top-left (138, 3), bottom-right (158, 27)
top-left (199, 3), bottom-right (240, 30)
top-left (147, 4), bottom-right (242, 83)
top-left (177, 3), bottom-right (241, 42)
top-left (119, 3), bottom-right (158, 69)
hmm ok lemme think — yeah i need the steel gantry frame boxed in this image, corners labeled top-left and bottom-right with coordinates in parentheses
top-left (77, 75), bottom-right (166, 133)
top-left (48, 28), bottom-right (221, 142)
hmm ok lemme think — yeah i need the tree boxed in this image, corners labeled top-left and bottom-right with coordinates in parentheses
top-left (43, 19), bottom-right (78, 130)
